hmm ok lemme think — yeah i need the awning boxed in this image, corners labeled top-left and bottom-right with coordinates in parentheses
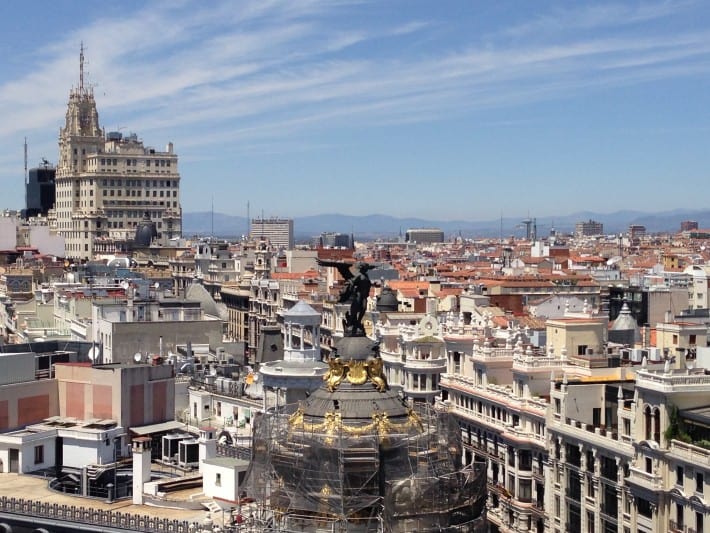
top-left (130, 420), bottom-right (186, 436)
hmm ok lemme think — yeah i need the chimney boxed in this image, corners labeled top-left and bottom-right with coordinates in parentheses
top-left (198, 427), bottom-right (216, 472)
top-left (132, 437), bottom-right (152, 504)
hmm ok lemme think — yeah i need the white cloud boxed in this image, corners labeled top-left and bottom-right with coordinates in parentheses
top-left (1, 0), bottom-right (709, 212)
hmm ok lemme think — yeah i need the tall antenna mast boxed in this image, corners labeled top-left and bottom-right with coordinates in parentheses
top-left (79, 41), bottom-right (85, 94)
top-left (211, 195), bottom-right (214, 238)
top-left (246, 200), bottom-right (250, 238)
top-left (499, 211), bottom-right (503, 244)
top-left (24, 137), bottom-right (28, 215)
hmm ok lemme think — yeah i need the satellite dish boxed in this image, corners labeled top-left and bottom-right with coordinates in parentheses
top-left (121, 281), bottom-right (130, 290)
top-left (133, 352), bottom-right (143, 363)
top-left (88, 346), bottom-right (100, 363)
top-left (154, 282), bottom-right (160, 289)
top-left (210, 366), bottom-right (218, 376)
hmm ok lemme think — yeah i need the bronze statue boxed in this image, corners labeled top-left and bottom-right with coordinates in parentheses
top-left (317, 258), bottom-right (375, 336)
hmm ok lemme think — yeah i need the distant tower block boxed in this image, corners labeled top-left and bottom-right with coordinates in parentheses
top-left (132, 437), bottom-right (152, 505)
top-left (521, 218), bottom-right (537, 241)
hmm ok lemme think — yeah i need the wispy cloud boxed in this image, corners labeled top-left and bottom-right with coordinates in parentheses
top-left (0, 0), bottom-right (709, 212)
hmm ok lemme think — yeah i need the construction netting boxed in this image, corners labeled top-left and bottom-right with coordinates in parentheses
top-left (245, 402), bottom-right (487, 532)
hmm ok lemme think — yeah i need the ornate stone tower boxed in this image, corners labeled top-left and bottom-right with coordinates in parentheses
top-left (259, 300), bottom-right (328, 406)
top-left (55, 45), bottom-right (182, 259)
top-left (55, 43), bottom-right (104, 258)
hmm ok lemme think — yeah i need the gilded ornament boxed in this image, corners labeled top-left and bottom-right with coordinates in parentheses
top-left (366, 357), bottom-right (388, 392)
top-left (323, 357), bottom-right (346, 392)
top-left (346, 360), bottom-right (368, 385)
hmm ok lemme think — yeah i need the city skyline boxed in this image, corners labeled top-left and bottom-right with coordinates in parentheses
top-left (1, 1), bottom-right (710, 220)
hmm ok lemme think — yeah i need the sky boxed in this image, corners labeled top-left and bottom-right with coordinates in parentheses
top-left (1, 0), bottom-right (710, 221)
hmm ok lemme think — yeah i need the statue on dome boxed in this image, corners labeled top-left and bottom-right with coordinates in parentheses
top-left (317, 258), bottom-right (375, 337)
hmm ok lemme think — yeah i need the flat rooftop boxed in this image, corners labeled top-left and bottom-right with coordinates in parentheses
top-left (0, 473), bottom-right (207, 522)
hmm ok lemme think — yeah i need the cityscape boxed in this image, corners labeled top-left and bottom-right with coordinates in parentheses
top-left (2, 3), bottom-right (710, 533)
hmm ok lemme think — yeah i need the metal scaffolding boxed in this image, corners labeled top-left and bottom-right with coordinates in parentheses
top-left (243, 402), bottom-right (487, 532)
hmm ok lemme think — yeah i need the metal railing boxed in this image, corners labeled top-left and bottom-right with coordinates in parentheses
top-left (0, 496), bottom-right (202, 532)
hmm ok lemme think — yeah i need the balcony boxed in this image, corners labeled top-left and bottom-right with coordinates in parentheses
top-left (549, 416), bottom-right (632, 455)
top-left (636, 368), bottom-right (710, 394)
top-left (669, 440), bottom-right (710, 468)
top-left (669, 520), bottom-right (684, 532)
top-left (627, 466), bottom-right (662, 491)
top-left (403, 356), bottom-right (446, 370)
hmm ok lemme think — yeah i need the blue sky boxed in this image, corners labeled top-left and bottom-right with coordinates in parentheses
top-left (1, 0), bottom-right (710, 221)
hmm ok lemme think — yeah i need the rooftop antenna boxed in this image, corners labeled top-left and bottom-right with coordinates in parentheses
top-left (246, 200), bottom-right (250, 238)
top-left (23, 137), bottom-right (28, 215)
top-left (499, 211), bottom-right (503, 244)
top-left (211, 195), bottom-right (214, 238)
top-left (79, 41), bottom-right (85, 94)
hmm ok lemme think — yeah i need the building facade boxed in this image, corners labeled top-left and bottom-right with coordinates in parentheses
top-left (249, 218), bottom-right (293, 250)
top-left (405, 227), bottom-right (445, 244)
top-left (574, 220), bottom-right (604, 238)
top-left (55, 47), bottom-right (181, 259)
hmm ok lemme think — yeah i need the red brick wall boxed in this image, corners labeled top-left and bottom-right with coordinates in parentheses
top-left (92, 384), bottom-right (113, 420)
top-left (17, 395), bottom-right (49, 426)
top-left (0, 400), bottom-right (8, 431)
top-left (130, 384), bottom-right (145, 427)
top-left (65, 382), bottom-right (86, 419)
top-left (151, 381), bottom-right (167, 423)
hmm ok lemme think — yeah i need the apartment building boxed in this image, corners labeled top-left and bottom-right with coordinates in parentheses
top-left (627, 366), bottom-right (710, 533)
top-left (249, 217), bottom-right (294, 250)
top-left (575, 219), bottom-right (604, 237)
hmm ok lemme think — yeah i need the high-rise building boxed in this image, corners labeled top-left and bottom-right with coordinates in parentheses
top-left (574, 219), bottom-right (604, 237)
top-left (629, 224), bottom-right (646, 241)
top-left (680, 220), bottom-right (698, 232)
top-left (318, 231), bottom-right (353, 248)
top-left (55, 46), bottom-right (181, 259)
top-left (25, 160), bottom-right (56, 218)
top-left (249, 217), bottom-right (294, 249)
top-left (405, 227), bottom-right (445, 244)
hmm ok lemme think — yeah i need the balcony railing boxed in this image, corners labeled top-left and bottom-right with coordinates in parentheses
top-left (669, 440), bottom-right (710, 467)
top-left (636, 369), bottom-right (710, 393)
top-left (628, 466), bottom-right (662, 489)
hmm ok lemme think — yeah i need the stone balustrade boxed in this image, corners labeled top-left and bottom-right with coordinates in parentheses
top-left (0, 496), bottom-right (202, 532)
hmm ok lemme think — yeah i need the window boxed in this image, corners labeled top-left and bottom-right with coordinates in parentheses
top-left (34, 445), bottom-right (44, 464)
top-left (696, 472), bottom-right (703, 494)
top-left (577, 344), bottom-right (588, 355)
top-left (215, 473), bottom-right (221, 486)
top-left (676, 466), bottom-right (683, 486)
top-left (637, 498), bottom-right (653, 518)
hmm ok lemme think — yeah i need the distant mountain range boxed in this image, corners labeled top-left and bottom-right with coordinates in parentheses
top-left (182, 208), bottom-right (710, 241)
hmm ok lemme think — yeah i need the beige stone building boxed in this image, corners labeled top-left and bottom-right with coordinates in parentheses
top-left (55, 47), bottom-right (181, 259)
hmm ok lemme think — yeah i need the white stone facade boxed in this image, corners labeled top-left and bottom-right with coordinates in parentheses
top-left (55, 49), bottom-right (181, 259)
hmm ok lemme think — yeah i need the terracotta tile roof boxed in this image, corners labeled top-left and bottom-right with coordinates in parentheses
top-left (389, 281), bottom-right (430, 290)
top-left (271, 270), bottom-right (320, 280)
